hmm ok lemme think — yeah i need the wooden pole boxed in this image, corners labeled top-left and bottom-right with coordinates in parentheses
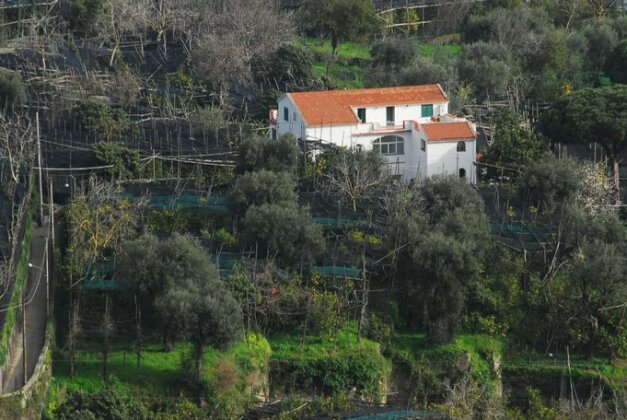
top-left (135, 295), bottom-right (141, 367)
top-left (22, 288), bottom-right (27, 386)
top-left (36, 112), bottom-right (44, 225)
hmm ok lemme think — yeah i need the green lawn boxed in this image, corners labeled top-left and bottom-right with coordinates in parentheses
top-left (51, 343), bottom-right (191, 398)
top-left (271, 323), bottom-right (381, 361)
top-left (300, 37), bottom-right (371, 60)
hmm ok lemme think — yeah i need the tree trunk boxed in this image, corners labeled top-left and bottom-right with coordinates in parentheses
top-left (135, 295), bottom-right (142, 367)
top-left (194, 344), bottom-right (203, 380)
top-left (331, 32), bottom-right (339, 60)
top-left (109, 40), bottom-right (120, 67)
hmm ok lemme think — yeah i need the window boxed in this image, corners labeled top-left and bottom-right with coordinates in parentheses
top-left (457, 141), bottom-right (466, 152)
top-left (459, 168), bottom-right (466, 179)
top-left (373, 136), bottom-right (404, 155)
top-left (283, 107), bottom-right (289, 122)
top-left (386, 106), bottom-right (395, 126)
top-left (421, 104), bottom-right (433, 117)
top-left (357, 108), bottom-right (366, 122)
top-left (420, 139), bottom-right (426, 151)
top-left (271, 128), bottom-right (277, 140)
top-left (293, 112), bottom-right (297, 122)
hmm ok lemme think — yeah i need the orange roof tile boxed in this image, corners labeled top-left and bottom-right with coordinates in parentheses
top-left (287, 85), bottom-right (447, 126)
top-left (422, 121), bottom-right (475, 141)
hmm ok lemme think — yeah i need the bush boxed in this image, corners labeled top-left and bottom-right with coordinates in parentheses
top-left (54, 387), bottom-right (148, 420)
top-left (271, 325), bottom-right (390, 401)
top-left (457, 42), bottom-right (511, 100)
top-left (0, 68), bottom-right (26, 108)
top-left (236, 134), bottom-right (301, 174)
top-left (64, 0), bottom-right (106, 38)
top-left (258, 44), bottom-right (315, 84)
top-left (94, 142), bottom-right (141, 180)
top-left (229, 170), bottom-right (298, 216)
top-left (203, 333), bottom-right (272, 418)
top-left (242, 203), bottom-right (324, 266)
top-left (370, 37), bottom-right (416, 69)
top-left (75, 100), bottom-right (136, 140)
top-left (518, 156), bottom-right (582, 212)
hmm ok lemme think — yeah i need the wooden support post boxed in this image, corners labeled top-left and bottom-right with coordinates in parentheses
top-left (22, 288), bottom-right (27, 386)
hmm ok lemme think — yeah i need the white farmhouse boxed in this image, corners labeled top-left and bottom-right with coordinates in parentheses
top-left (269, 84), bottom-right (477, 183)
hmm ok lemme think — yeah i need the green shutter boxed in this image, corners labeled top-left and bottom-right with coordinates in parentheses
top-left (421, 104), bottom-right (433, 117)
top-left (357, 108), bottom-right (366, 122)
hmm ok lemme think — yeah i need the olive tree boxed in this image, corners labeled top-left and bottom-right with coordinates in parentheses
top-left (229, 170), bottom-right (298, 216)
top-left (540, 85), bottom-right (627, 198)
top-left (117, 233), bottom-right (241, 354)
top-left (242, 203), bottom-right (324, 266)
top-left (300, 0), bottom-right (379, 59)
top-left (457, 42), bottom-right (511, 100)
top-left (236, 134), bottom-right (301, 175)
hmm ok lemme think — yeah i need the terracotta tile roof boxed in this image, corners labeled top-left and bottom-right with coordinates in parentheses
top-left (422, 121), bottom-right (475, 141)
top-left (287, 85), bottom-right (447, 126)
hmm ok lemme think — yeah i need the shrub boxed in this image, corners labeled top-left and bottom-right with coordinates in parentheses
top-left (94, 142), bottom-right (141, 180)
top-left (0, 68), bottom-right (26, 109)
top-left (229, 170), bottom-right (298, 216)
top-left (236, 134), bottom-right (301, 175)
top-left (54, 387), bottom-right (148, 420)
top-left (204, 333), bottom-right (272, 418)
top-left (75, 100), bottom-right (135, 140)
top-left (259, 44), bottom-right (315, 84)
top-left (370, 37), bottom-right (416, 69)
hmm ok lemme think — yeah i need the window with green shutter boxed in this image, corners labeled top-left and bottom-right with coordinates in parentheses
top-left (357, 108), bottom-right (366, 122)
top-left (421, 104), bottom-right (433, 117)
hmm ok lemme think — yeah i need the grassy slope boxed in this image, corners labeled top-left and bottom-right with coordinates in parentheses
top-left (300, 37), bottom-right (461, 90)
top-left (51, 338), bottom-right (266, 399)
top-left (393, 332), bottom-right (503, 386)
top-left (52, 343), bottom-right (192, 398)
top-left (271, 323), bottom-right (382, 361)
top-left (504, 356), bottom-right (627, 392)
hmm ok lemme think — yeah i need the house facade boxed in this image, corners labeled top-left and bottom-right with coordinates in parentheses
top-left (269, 84), bottom-right (477, 183)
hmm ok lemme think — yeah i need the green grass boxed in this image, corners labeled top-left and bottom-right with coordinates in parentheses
top-left (392, 332), bottom-right (504, 387)
top-left (52, 343), bottom-right (190, 398)
top-left (0, 209), bottom-right (33, 366)
top-left (312, 62), bottom-right (365, 89)
top-left (504, 356), bottom-right (627, 391)
top-left (393, 332), bottom-right (502, 357)
top-left (301, 37), bottom-right (371, 60)
top-left (271, 323), bottom-right (381, 361)
top-left (52, 333), bottom-right (271, 402)
top-left (418, 43), bottom-right (461, 58)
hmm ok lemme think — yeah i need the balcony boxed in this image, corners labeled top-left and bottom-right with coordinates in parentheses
top-left (353, 121), bottom-right (414, 137)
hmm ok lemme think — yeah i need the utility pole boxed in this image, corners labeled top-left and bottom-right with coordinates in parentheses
top-left (36, 112), bottom-right (44, 225)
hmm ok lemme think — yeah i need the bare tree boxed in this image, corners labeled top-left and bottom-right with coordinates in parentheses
top-left (190, 0), bottom-right (295, 100)
top-left (100, 0), bottom-right (147, 66)
top-left (0, 112), bottom-right (35, 290)
top-left (324, 148), bottom-right (388, 212)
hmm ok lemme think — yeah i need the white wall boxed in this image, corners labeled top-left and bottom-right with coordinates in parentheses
top-left (354, 102), bottom-right (447, 126)
top-left (306, 125), bottom-right (359, 147)
top-left (276, 96), bottom-right (306, 140)
top-left (425, 140), bottom-right (476, 183)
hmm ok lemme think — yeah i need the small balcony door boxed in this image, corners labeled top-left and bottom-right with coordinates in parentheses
top-left (386, 106), bottom-right (395, 126)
